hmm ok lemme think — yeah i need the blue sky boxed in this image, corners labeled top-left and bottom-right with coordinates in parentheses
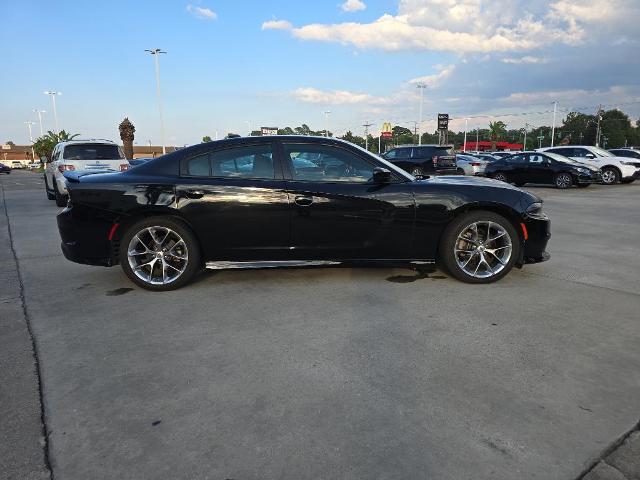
top-left (1, 0), bottom-right (639, 146)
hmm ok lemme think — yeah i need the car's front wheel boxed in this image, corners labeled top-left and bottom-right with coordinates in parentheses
top-left (601, 167), bottom-right (620, 185)
top-left (439, 211), bottom-right (520, 284)
top-left (119, 217), bottom-right (202, 291)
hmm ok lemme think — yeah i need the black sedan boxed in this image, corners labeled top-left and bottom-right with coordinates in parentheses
top-left (484, 151), bottom-right (602, 188)
top-left (0, 162), bottom-right (11, 174)
top-left (57, 136), bottom-right (550, 290)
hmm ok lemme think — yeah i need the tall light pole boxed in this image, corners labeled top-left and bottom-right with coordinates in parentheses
top-left (323, 111), bottom-right (331, 137)
top-left (362, 122), bottom-right (373, 150)
top-left (550, 101), bottom-right (558, 147)
top-left (476, 127), bottom-right (479, 152)
top-left (145, 48), bottom-right (167, 154)
top-left (33, 109), bottom-right (46, 136)
top-left (24, 121), bottom-right (36, 162)
top-left (416, 83), bottom-right (427, 145)
top-left (44, 91), bottom-right (61, 133)
top-left (463, 118), bottom-right (468, 152)
top-left (522, 123), bottom-right (530, 150)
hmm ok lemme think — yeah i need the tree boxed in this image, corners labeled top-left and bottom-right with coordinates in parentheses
top-left (600, 109), bottom-right (633, 148)
top-left (5, 140), bottom-right (15, 146)
top-left (32, 130), bottom-right (80, 162)
top-left (560, 112), bottom-right (596, 146)
top-left (339, 131), bottom-right (365, 148)
top-left (202, 136), bottom-right (212, 142)
top-left (278, 127), bottom-right (295, 135)
top-left (118, 118), bottom-right (135, 159)
top-left (488, 121), bottom-right (507, 150)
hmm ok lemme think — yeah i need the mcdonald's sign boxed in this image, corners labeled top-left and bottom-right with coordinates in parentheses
top-left (381, 122), bottom-right (392, 138)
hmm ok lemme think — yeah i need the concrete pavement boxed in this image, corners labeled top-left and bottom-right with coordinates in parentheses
top-left (2, 170), bottom-right (639, 479)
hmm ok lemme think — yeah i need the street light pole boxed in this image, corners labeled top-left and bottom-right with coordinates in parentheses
top-left (145, 49), bottom-right (167, 154)
top-left (362, 122), bottom-right (373, 150)
top-left (33, 109), bottom-right (46, 136)
top-left (323, 111), bottom-right (331, 137)
top-left (463, 118), bottom-right (468, 152)
top-left (25, 121), bottom-right (36, 162)
top-left (476, 127), bottom-right (479, 152)
top-left (416, 83), bottom-right (426, 145)
top-left (551, 101), bottom-right (557, 147)
top-left (44, 91), bottom-right (61, 133)
top-left (523, 123), bottom-right (530, 150)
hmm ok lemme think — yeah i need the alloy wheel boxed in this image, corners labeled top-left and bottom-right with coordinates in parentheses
top-left (127, 226), bottom-right (189, 285)
top-left (454, 221), bottom-right (513, 279)
top-left (555, 173), bottom-right (572, 189)
top-left (601, 169), bottom-right (617, 184)
top-left (494, 173), bottom-right (507, 182)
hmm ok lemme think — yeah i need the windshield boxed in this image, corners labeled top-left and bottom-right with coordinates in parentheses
top-left (545, 152), bottom-right (577, 163)
top-left (590, 146), bottom-right (613, 157)
top-left (63, 144), bottom-right (125, 160)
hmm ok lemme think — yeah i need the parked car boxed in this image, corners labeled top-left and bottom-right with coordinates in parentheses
top-left (11, 161), bottom-right (24, 169)
top-left (381, 145), bottom-right (457, 177)
top-left (456, 154), bottom-right (488, 176)
top-left (538, 145), bottom-right (640, 184)
top-left (0, 163), bottom-right (10, 174)
top-left (489, 152), bottom-right (515, 160)
top-left (57, 136), bottom-right (550, 290)
top-left (485, 151), bottom-right (602, 188)
top-left (608, 148), bottom-right (640, 160)
top-left (471, 153), bottom-right (502, 162)
top-left (28, 162), bottom-right (41, 169)
top-left (44, 140), bottom-right (130, 206)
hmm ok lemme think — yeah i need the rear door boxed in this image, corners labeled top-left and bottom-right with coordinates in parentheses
top-left (385, 148), bottom-right (414, 173)
top-left (175, 141), bottom-right (291, 261)
top-left (524, 153), bottom-right (553, 184)
top-left (280, 141), bottom-right (415, 260)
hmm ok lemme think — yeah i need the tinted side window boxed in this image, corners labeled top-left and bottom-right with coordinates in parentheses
top-left (547, 148), bottom-right (570, 156)
top-left (433, 147), bottom-right (454, 156)
top-left (572, 148), bottom-right (590, 157)
top-left (284, 144), bottom-right (376, 183)
top-left (185, 153), bottom-right (211, 176)
top-left (527, 154), bottom-right (547, 164)
top-left (506, 155), bottom-right (525, 164)
top-left (211, 144), bottom-right (274, 179)
top-left (394, 148), bottom-right (412, 159)
top-left (412, 147), bottom-right (432, 158)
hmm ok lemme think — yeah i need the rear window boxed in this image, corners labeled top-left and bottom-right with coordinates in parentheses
top-left (413, 146), bottom-right (454, 157)
top-left (63, 144), bottom-right (124, 160)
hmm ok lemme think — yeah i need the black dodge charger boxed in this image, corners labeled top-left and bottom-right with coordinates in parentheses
top-left (57, 136), bottom-right (550, 291)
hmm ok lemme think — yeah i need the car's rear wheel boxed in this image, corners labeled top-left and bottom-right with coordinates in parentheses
top-left (439, 211), bottom-right (520, 284)
top-left (493, 172), bottom-right (509, 183)
top-left (410, 167), bottom-right (423, 177)
top-left (53, 179), bottom-right (68, 206)
top-left (601, 167), bottom-right (620, 185)
top-left (44, 176), bottom-right (55, 200)
top-left (119, 217), bottom-right (201, 291)
top-left (554, 173), bottom-right (573, 189)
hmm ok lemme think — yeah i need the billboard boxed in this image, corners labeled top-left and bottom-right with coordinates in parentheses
top-left (437, 114), bottom-right (449, 131)
top-left (381, 122), bottom-right (392, 138)
top-left (261, 127), bottom-right (278, 136)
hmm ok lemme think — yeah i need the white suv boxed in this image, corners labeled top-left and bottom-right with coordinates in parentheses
top-left (538, 145), bottom-right (640, 185)
top-left (45, 140), bottom-right (129, 206)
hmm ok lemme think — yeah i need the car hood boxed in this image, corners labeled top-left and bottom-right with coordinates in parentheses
top-left (558, 159), bottom-right (600, 171)
top-left (417, 174), bottom-right (524, 191)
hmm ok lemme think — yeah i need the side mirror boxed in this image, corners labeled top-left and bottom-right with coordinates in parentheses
top-left (372, 167), bottom-right (392, 183)
top-left (585, 153), bottom-right (595, 159)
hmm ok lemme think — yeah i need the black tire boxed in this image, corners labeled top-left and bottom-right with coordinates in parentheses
top-left (492, 172), bottom-right (509, 183)
top-left (620, 178), bottom-right (635, 184)
top-left (439, 210), bottom-right (521, 284)
top-left (601, 167), bottom-right (621, 185)
top-left (457, 168), bottom-right (465, 176)
top-left (576, 183), bottom-right (591, 188)
top-left (53, 179), bottom-right (68, 207)
top-left (554, 172), bottom-right (573, 189)
top-left (44, 176), bottom-right (56, 200)
top-left (119, 216), bottom-right (202, 292)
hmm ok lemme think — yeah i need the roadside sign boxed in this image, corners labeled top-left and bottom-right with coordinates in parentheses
top-left (381, 122), bottom-right (392, 138)
top-left (261, 127), bottom-right (278, 136)
top-left (437, 114), bottom-right (449, 131)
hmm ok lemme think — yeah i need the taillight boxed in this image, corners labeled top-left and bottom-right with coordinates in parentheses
top-left (432, 156), bottom-right (438, 165)
top-left (119, 164), bottom-right (129, 172)
top-left (470, 162), bottom-right (482, 166)
top-left (58, 164), bottom-right (75, 173)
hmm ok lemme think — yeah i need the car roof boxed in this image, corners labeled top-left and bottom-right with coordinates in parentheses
top-left (57, 139), bottom-right (118, 148)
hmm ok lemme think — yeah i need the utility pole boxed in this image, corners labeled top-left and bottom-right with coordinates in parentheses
top-left (551, 101), bottom-right (558, 147)
top-left (523, 123), bottom-right (530, 150)
top-left (416, 83), bottom-right (426, 145)
top-left (595, 105), bottom-right (603, 147)
top-left (145, 49), bottom-right (167, 154)
top-left (24, 121), bottom-right (36, 162)
top-left (462, 118), bottom-right (468, 152)
top-left (44, 91), bottom-right (61, 133)
top-left (362, 122), bottom-right (373, 150)
top-left (32, 109), bottom-right (46, 136)
top-left (475, 127), bottom-right (479, 152)
top-left (323, 111), bottom-right (331, 137)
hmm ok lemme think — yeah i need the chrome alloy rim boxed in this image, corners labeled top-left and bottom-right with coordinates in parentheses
top-left (494, 173), bottom-right (507, 182)
top-left (454, 221), bottom-right (512, 278)
top-left (601, 170), bottom-right (616, 184)
top-left (127, 226), bottom-right (189, 285)
top-left (556, 173), bottom-right (572, 188)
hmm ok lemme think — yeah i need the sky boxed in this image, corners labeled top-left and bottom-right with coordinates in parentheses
top-left (1, 0), bottom-right (639, 146)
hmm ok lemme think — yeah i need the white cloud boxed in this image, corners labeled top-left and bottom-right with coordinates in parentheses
top-left (408, 64), bottom-right (456, 86)
top-left (341, 0), bottom-right (366, 12)
top-left (501, 56), bottom-right (549, 64)
top-left (262, 0), bottom-right (640, 54)
top-left (292, 87), bottom-right (375, 104)
top-left (186, 4), bottom-right (217, 20)
top-left (500, 85), bottom-right (640, 108)
top-left (261, 19), bottom-right (293, 31)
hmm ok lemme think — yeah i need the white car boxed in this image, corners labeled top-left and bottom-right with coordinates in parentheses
top-left (456, 154), bottom-right (489, 176)
top-left (44, 140), bottom-right (129, 206)
top-left (538, 145), bottom-right (640, 185)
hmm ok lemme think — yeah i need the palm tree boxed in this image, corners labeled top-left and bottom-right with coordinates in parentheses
top-left (488, 121), bottom-right (507, 150)
top-left (119, 118), bottom-right (136, 159)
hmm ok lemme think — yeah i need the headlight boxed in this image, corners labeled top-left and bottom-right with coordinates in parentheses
top-left (525, 202), bottom-right (545, 218)
top-left (621, 161), bottom-right (638, 166)
top-left (575, 167), bottom-right (589, 173)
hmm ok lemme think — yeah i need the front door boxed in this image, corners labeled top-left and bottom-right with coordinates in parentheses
top-left (175, 141), bottom-right (290, 261)
top-left (524, 153), bottom-right (553, 184)
top-left (279, 141), bottom-right (415, 260)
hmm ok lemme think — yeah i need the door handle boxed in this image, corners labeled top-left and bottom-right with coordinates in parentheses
top-left (294, 196), bottom-right (313, 207)
top-left (184, 189), bottom-right (205, 199)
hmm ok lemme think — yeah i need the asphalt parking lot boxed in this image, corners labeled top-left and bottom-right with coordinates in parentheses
top-left (2, 170), bottom-right (639, 480)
